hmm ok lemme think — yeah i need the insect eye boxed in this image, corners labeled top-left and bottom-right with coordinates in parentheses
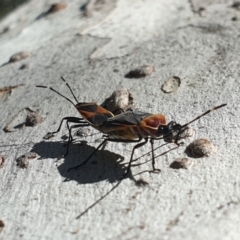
top-left (157, 125), bottom-right (169, 136)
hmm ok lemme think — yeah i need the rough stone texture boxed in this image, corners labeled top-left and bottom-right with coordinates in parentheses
top-left (0, 0), bottom-right (239, 239)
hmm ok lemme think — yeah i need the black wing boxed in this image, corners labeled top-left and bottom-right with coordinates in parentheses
top-left (102, 110), bottom-right (152, 127)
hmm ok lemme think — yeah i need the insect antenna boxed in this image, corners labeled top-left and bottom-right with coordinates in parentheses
top-left (36, 85), bottom-right (76, 107)
top-left (61, 76), bottom-right (79, 104)
top-left (181, 103), bottom-right (227, 128)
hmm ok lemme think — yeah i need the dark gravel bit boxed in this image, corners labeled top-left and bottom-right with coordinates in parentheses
top-left (170, 157), bottom-right (194, 169)
top-left (0, 155), bottom-right (5, 169)
top-left (9, 51), bottom-right (30, 63)
top-left (125, 65), bottom-right (154, 78)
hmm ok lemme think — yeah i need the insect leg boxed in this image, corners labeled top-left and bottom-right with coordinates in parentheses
top-left (174, 131), bottom-right (185, 146)
top-left (65, 119), bottom-right (89, 142)
top-left (125, 138), bottom-right (148, 176)
top-left (63, 122), bottom-right (89, 157)
top-left (44, 117), bottom-right (89, 157)
top-left (104, 138), bottom-right (147, 177)
top-left (154, 144), bottom-right (180, 159)
top-left (67, 139), bottom-right (108, 172)
top-left (68, 137), bottom-right (144, 175)
top-left (44, 117), bottom-right (87, 139)
top-left (150, 139), bottom-right (161, 173)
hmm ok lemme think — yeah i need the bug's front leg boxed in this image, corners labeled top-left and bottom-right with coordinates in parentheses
top-left (149, 139), bottom-right (161, 173)
top-left (44, 117), bottom-right (87, 139)
top-left (43, 117), bottom-right (89, 158)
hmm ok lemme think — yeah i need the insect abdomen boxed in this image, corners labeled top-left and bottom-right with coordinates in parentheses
top-left (76, 102), bottom-right (114, 126)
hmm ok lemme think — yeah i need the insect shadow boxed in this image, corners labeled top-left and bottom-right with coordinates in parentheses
top-left (31, 140), bottom-right (128, 184)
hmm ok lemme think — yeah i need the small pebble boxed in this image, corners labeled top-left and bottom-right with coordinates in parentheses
top-left (161, 76), bottom-right (181, 93)
top-left (16, 152), bottom-right (39, 168)
top-left (101, 89), bottom-right (134, 113)
top-left (19, 64), bottom-right (29, 70)
top-left (170, 157), bottom-right (194, 169)
top-left (231, 2), bottom-right (240, 10)
top-left (75, 128), bottom-right (91, 137)
top-left (0, 26), bottom-right (10, 35)
top-left (197, 7), bottom-right (205, 16)
top-left (43, 132), bottom-right (55, 140)
top-left (9, 51), bottom-right (30, 63)
top-left (125, 65), bottom-right (154, 78)
top-left (4, 108), bottom-right (44, 132)
top-left (185, 138), bottom-right (217, 158)
top-left (135, 178), bottom-right (149, 186)
top-left (47, 3), bottom-right (67, 14)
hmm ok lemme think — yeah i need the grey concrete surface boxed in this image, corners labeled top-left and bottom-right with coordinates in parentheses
top-left (0, 0), bottom-right (239, 239)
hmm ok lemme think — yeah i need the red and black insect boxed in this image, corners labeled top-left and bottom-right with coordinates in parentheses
top-left (37, 77), bottom-right (115, 156)
top-left (37, 77), bottom-right (227, 177)
top-left (68, 103), bottom-right (226, 175)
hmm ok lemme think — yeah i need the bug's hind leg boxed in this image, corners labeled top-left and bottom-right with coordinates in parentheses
top-left (123, 138), bottom-right (148, 177)
top-left (67, 139), bottom-right (108, 171)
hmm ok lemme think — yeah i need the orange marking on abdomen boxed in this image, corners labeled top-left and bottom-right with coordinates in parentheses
top-left (142, 114), bottom-right (166, 127)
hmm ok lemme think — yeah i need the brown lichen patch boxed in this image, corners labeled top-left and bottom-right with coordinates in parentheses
top-left (185, 138), bottom-right (217, 158)
top-left (16, 152), bottom-right (39, 169)
top-left (0, 155), bottom-right (5, 169)
top-left (125, 65), bottom-right (154, 78)
top-left (161, 76), bottom-right (181, 93)
top-left (4, 108), bottom-right (44, 132)
top-left (0, 84), bottom-right (24, 103)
